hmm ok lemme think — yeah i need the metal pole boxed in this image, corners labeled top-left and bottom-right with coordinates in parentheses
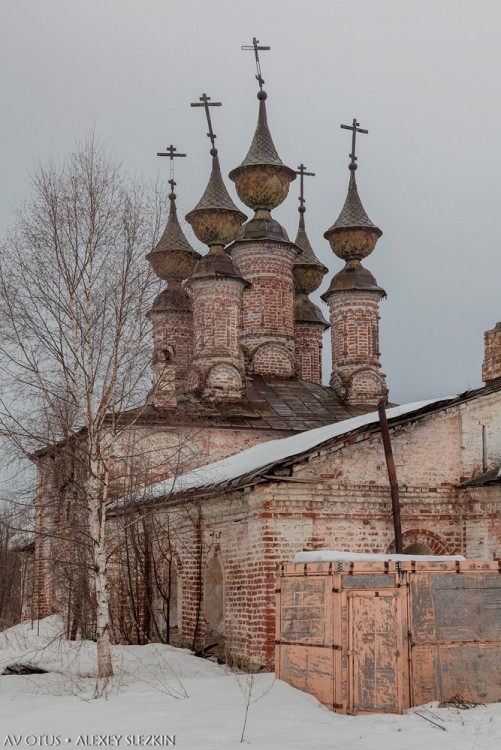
top-left (377, 400), bottom-right (403, 554)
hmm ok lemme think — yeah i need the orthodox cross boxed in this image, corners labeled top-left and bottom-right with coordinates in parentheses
top-left (340, 118), bottom-right (368, 170)
top-left (191, 93), bottom-right (222, 153)
top-left (295, 164), bottom-right (315, 228)
top-left (241, 37), bottom-right (270, 91)
top-left (157, 144), bottom-right (186, 194)
top-left (295, 163), bottom-right (315, 211)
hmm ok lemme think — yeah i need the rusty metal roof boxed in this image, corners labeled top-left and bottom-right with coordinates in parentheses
top-left (322, 260), bottom-right (386, 298)
top-left (189, 247), bottom-right (248, 285)
top-left (295, 296), bottom-right (329, 327)
top-left (149, 285), bottom-right (192, 313)
top-left (458, 467), bottom-right (501, 487)
top-left (139, 376), bottom-right (370, 431)
top-left (232, 214), bottom-right (291, 243)
top-left (325, 171), bottom-right (382, 236)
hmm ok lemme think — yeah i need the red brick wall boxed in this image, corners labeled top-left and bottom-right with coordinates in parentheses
top-left (149, 307), bottom-right (194, 394)
top-left (142, 392), bottom-right (501, 665)
top-left (189, 277), bottom-right (246, 398)
top-left (232, 242), bottom-right (296, 377)
top-left (326, 289), bottom-right (387, 405)
top-left (482, 322), bottom-right (501, 383)
top-left (32, 381), bottom-right (501, 666)
top-left (294, 322), bottom-right (324, 384)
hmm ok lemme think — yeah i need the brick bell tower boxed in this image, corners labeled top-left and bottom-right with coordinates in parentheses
top-left (228, 39), bottom-right (299, 379)
top-left (322, 119), bottom-right (388, 407)
top-left (146, 146), bottom-right (201, 409)
top-left (185, 94), bottom-right (248, 401)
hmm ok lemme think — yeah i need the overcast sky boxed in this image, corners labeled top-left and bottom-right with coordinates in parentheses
top-left (2, 0), bottom-right (500, 405)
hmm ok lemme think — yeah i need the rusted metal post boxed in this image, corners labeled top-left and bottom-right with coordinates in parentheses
top-left (377, 400), bottom-right (403, 554)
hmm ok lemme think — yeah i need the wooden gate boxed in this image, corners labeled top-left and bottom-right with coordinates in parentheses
top-left (346, 589), bottom-right (407, 713)
top-left (276, 559), bottom-right (501, 714)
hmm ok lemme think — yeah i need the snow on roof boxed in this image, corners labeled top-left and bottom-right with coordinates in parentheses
top-left (294, 550), bottom-right (466, 563)
top-left (134, 396), bottom-right (454, 503)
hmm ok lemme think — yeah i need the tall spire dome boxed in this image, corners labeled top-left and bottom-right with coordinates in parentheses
top-left (146, 145), bottom-right (200, 283)
top-left (186, 94), bottom-right (247, 252)
top-left (229, 38), bottom-right (296, 241)
top-left (146, 146), bottom-right (201, 409)
top-left (293, 163), bottom-right (328, 296)
top-left (227, 39), bottom-right (299, 379)
top-left (323, 118), bottom-right (382, 262)
top-left (185, 95), bottom-right (248, 401)
top-left (292, 164), bottom-right (329, 384)
top-left (322, 119), bottom-right (388, 407)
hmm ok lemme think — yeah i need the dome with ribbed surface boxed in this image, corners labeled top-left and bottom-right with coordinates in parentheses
top-left (232, 94), bottom-right (286, 170)
top-left (293, 222), bottom-right (328, 295)
top-left (324, 171), bottom-right (382, 262)
top-left (188, 154), bottom-right (246, 215)
top-left (325, 171), bottom-right (382, 235)
top-left (146, 195), bottom-right (201, 282)
top-left (229, 93), bottom-right (295, 213)
top-left (186, 154), bottom-right (247, 249)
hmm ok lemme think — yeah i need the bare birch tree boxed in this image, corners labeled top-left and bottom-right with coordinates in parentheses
top-left (0, 134), bottom-right (163, 677)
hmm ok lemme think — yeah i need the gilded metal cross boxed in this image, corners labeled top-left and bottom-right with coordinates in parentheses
top-left (191, 93), bottom-right (222, 152)
top-left (241, 37), bottom-right (270, 90)
top-left (340, 118), bottom-right (368, 169)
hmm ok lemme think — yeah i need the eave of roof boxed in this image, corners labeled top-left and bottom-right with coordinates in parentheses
top-left (116, 395), bottom-right (461, 507)
top-left (458, 467), bottom-right (501, 487)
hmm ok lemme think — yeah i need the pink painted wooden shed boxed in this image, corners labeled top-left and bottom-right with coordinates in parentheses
top-left (275, 556), bottom-right (501, 714)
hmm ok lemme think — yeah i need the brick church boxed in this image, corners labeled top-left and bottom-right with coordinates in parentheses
top-left (31, 55), bottom-right (501, 666)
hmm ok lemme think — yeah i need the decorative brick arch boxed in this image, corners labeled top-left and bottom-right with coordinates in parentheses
top-left (203, 552), bottom-right (225, 636)
top-left (153, 547), bottom-right (183, 639)
top-left (347, 368), bottom-right (387, 406)
top-left (159, 546), bottom-right (183, 575)
top-left (386, 529), bottom-right (456, 555)
top-left (252, 343), bottom-right (294, 378)
top-left (205, 363), bottom-right (243, 398)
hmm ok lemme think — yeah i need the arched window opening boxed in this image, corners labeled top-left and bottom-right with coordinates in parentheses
top-left (204, 556), bottom-right (224, 636)
top-left (152, 554), bottom-right (180, 644)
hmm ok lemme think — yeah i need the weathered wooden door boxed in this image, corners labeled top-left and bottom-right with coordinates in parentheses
top-left (347, 590), bottom-right (406, 713)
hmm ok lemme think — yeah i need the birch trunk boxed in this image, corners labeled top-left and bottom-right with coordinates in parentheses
top-left (88, 461), bottom-right (113, 678)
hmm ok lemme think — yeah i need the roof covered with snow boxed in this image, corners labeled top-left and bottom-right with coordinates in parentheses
top-left (121, 394), bottom-right (463, 506)
top-left (294, 550), bottom-right (466, 563)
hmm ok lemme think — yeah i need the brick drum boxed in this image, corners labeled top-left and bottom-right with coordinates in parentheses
top-left (231, 242), bottom-right (297, 377)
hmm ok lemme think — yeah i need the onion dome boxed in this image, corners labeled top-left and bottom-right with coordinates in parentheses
top-left (229, 91), bottom-right (296, 215)
top-left (293, 216), bottom-right (329, 328)
top-left (146, 190), bottom-right (201, 282)
top-left (186, 152), bottom-right (247, 250)
top-left (324, 170), bottom-right (382, 262)
top-left (293, 216), bottom-right (328, 295)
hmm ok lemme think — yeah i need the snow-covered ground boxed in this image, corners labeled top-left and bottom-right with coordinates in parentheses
top-left (0, 618), bottom-right (499, 750)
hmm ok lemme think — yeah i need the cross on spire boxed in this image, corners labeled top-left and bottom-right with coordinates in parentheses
top-left (191, 93), bottom-right (222, 154)
top-left (340, 118), bottom-right (368, 171)
top-left (295, 164), bottom-right (315, 212)
top-left (241, 37), bottom-right (270, 91)
top-left (157, 144), bottom-right (186, 197)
